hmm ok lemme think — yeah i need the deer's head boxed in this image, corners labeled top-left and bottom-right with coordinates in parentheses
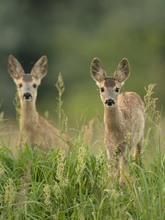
top-left (8, 55), bottom-right (48, 105)
top-left (90, 57), bottom-right (130, 108)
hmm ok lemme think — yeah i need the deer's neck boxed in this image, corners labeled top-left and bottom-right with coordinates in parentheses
top-left (20, 102), bottom-right (38, 130)
top-left (104, 104), bottom-right (124, 141)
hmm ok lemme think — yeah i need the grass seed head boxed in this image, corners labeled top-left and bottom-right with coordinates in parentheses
top-left (4, 178), bottom-right (15, 208)
top-left (43, 184), bottom-right (52, 207)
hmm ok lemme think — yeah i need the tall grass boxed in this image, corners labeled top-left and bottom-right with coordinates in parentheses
top-left (0, 83), bottom-right (164, 219)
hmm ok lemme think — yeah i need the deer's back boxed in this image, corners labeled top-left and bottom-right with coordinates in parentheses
top-left (118, 92), bottom-right (145, 145)
top-left (20, 115), bottom-right (66, 150)
top-left (119, 92), bottom-right (144, 113)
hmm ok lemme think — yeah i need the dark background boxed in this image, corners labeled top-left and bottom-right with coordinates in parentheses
top-left (0, 0), bottom-right (164, 126)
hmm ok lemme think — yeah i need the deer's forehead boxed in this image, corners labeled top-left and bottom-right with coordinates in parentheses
top-left (22, 74), bottom-right (33, 82)
top-left (18, 74), bottom-right (38, 83)
top-left (15, 74), bottom-right (39, 85)
top-left (97, 77), bottom-right (121, 88)
top-left (104, 78), bottom-right (116, 87)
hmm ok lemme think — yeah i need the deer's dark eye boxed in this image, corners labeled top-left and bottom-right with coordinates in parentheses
top-left (33, 83), bottom-right (37, 88)
top-left (100, 87), bottom-right (105, 92)
top-left (18, 83), bottom-right (22, 88)
top-left (115, 88), bottom-right (120, 93)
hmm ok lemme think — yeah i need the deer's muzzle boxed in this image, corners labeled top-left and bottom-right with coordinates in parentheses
top-left (23, 92), bottom-right (32, 101)
top-left (105, 99), bottom-right (115, 107)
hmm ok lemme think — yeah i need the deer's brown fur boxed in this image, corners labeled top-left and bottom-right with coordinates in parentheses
top-left (8, 55), bottom-right (69, 150)
top-left (91, 57), bottom-right (145, 182)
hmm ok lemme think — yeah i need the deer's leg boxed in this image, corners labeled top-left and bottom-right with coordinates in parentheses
top-left (119, 153), bottom-right (128, 184)
top-left (117, 142), bottom-right (130, 184)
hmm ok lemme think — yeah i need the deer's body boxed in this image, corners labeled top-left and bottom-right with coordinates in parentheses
top-left (8, 55), bottom-right (68, 150)
top-left (19, 101), bottom-right (60, 148)
top-left (91, 57), bottom-right (145, 182)
top-left (104, 91), bottom-right (144, 158)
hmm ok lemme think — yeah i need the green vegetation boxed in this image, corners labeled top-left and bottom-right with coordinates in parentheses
top-left (0, 142), bottom-right (164, 220)
top-left (0, 83), bottom-right (164, 219)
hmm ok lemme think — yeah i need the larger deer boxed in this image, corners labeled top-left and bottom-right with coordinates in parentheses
top-left (8, 55), bottom-right (69, 151)
top-left (90, 57), bottom-right (145, 182)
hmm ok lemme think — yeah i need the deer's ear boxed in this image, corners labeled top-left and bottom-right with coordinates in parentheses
top-left (8, 55), bottom-right (24, 79)
top-left (90, 57), bottom-right (106, 82)
top-left (31, 55), bottom-right (48, 79)
top-left (114, 58), bottom-right (130, 83)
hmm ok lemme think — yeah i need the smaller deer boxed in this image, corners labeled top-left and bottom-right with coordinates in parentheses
top-left (90, 57), bottom-right (145, 182)
top-left (8, 55), bottom-right (69, 150)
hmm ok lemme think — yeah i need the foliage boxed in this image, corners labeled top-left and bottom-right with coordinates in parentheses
top-left (55, 73), bottom-right (68, 132)
top-left (144, 84), bottom-right (160, 127)
top-left (0, 83), bottom-right (164, 219)
top-left (144, 84), bottom-right (162, 156)
top-left (0, 141), bottom-right (164, 219)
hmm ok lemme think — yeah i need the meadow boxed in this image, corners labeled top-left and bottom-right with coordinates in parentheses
top-left (0, 80), bottom-right (164, 220)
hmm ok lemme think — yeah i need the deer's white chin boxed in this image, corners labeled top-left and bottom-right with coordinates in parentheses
top-left (105, 103), bottom-right (115, 108)
top-left (23, 98), bottom-right (32, 102)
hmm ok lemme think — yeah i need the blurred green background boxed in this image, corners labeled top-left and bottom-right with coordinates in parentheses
top-left (0, 0), bottom-right (164, 126)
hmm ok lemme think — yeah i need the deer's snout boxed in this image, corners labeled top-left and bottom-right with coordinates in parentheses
top-left (105, 99), bottom-right (115, 107)
top-left (23, 92), bottom-right (32, 101)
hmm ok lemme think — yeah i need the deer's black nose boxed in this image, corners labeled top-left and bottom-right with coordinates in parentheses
top-left (23, 92), bottom-right (32, 100)
top-left (105, 99), bottom-right (115, 107)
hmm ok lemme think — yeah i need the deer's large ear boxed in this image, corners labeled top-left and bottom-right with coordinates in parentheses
top-left (31, 55), bottom-right (48, 79)
top-left (90, 57), bottom-right (106, 82)
top-left (8, 55), bottom-right (24, 79)
top-left (114, 58), bottom-right (130, 84)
